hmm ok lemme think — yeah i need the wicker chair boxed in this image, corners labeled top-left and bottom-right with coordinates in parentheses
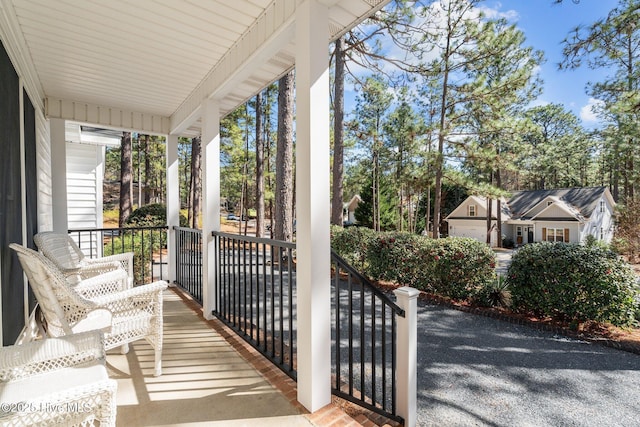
top-left (34, 231), bottom-right (134, 287)
top-left (0, 331), bottom-right (117, 426)
top-left (10, 243), bottom-right (167, 377)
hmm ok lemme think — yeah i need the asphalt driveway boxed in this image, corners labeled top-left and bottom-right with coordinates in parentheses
top-left (416, 301), bottom-right (640, 427)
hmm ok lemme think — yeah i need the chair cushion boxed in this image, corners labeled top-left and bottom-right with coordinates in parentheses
top-left (0, 362), bottom-right (108, 404)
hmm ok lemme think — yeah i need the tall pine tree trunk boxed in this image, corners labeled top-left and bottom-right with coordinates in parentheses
top-left (331, 37), bottom-right (345, 226)
top-left (486, 197), bottom-right (492, 245)
top-left (119, 132), bottom-right (133, 227)
top-left (189, 136), bottom-right (201, 229)
top-left (143, 134), bottom-right (151, 204)
top-left (496, 167), bottom-right (503, 248)
top-left (275, 71), bottom-right (295, 242)
top-left (255, 92), bottom-right (265, 238)
top-left (433, 27), bottom-right (451, 239)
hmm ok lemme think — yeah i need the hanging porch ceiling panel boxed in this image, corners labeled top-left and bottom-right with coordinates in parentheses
top-left (5, 0), bottom-right (390, 136)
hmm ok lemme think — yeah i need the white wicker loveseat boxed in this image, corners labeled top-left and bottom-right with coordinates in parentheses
top-left (34, 231), bottom-right (134, 288)
top-left (0, 331), bottom-right (117, 426)
top-left (10, 243), bottom-right (168, 377)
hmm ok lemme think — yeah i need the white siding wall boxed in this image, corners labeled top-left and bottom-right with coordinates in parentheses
top-left (581, 196), bottom-right (615, 243)
top-left (535, 203), bottom-right (569, 218)
top-left (526, 198), bottom-right (553, 218)
top-left (66, 142), bottom-right (101, 229)
top-left (66, 142), bottom-right (103, 255)
top-left (36, 110), bottom-right (52, 232)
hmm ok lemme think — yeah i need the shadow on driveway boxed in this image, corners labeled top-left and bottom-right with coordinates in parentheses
top-left (417, 302), bottom-right (640, 427)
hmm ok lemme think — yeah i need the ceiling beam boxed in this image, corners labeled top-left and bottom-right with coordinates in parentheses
top-left (45, 97), bottom-right (171, 135)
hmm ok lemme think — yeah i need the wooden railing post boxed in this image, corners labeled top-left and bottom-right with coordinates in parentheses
top-left (393, 286), bottom-right (419, 427)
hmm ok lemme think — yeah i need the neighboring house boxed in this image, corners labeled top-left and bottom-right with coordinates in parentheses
top-left (343, 195), bottom-right (361, 224)
top-left (445, 195), bottom-right (510, 247)
top-left (446, 187), bottom-right (616, 247)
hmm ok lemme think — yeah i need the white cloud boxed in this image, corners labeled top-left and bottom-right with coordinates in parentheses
top-left (478, 3), bottom-right (519, 21)
top-left (580, 98), bottom-right (604, 123)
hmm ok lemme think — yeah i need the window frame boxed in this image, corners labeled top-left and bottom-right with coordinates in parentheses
top-left (545, 227), bottom-right (567, 242)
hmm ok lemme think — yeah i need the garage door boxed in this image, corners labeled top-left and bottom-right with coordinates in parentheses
top-left (456, 227), bottom-right (486, 242)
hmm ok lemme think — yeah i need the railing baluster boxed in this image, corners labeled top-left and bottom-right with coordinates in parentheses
top-left (287, 247), bottom-right (293, 372)
top-left (329, 250), bottom-right (405, 423)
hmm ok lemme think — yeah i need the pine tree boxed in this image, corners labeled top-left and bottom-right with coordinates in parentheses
top-left (331, 37), bottom-right (346, 227)
top-left (275, 70), bottom-right (295, 242)
top-left (560, 0), bottom-right (640, 201)
top-left (255, 91), bottom-right (265, 237)
top-left (119, 131), bottom-right (133, 227)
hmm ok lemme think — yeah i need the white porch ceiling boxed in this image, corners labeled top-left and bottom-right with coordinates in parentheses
top-left (0, 0), bottom-right (388, 137)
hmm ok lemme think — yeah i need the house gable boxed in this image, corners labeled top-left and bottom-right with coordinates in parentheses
top-left (446, 196), bottom-right (486, 219)
top-left (521, 196), bottom-right (560, 219)
top-left (531, 200), bottom-right (582, 222)
top-left (446, 196), bottom-right (511, 220)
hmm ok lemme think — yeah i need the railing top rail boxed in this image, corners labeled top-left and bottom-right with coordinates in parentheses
top-left (174, 226), bottom-right (203, 232)
top-left (212, 231), bottom-right (296, 249)
top-left (331, 249), bottom-right (405, 317)
top-left (68, 226), bottom-right (168, 232)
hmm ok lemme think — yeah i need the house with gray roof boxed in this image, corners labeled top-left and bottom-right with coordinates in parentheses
top-left (445, 186), bottom-right (616, 247)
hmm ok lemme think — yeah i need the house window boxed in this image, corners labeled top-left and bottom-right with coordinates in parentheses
top-left (546, 228), bottom-right (566, 242)
top-left (468, 205), bottom-right (476, 217)
top-left (600, 200), bottom-right (605, 213)
top-left (600, 227), bottom-right (604, 240)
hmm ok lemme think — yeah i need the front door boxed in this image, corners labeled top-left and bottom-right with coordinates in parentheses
top-left (527, 228), bottom-right (534, 243)
top-left (516, 226), bottom-right (523, 245)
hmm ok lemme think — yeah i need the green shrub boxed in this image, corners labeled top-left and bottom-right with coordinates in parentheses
top-left (110, 204), bottom-right (188, 284)
top-left (428, 237), bottom-right (496, 300)
top-left (507, 242), bottom-right (640, 326)
top-left (366, 232), bottom-right (432, 287)
top-left (125, 203), bottom-right (188, 227)
top-left (330, 226), bottom-right (378, 272)
top-left (584, 234), bottom-right (611, 252)
top-left (103, 231), bottom-right (160, 284)
top-left (332, 229), bottom-right (496, 301)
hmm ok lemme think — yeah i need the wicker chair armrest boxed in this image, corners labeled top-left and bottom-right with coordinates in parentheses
top-left (84, 252), bottom-right (133, 264)
top-left (0, 332), bottom-right (105, 382)
top-left (74, 269), bottom-right (129, 297)
top-left (92, 281), bottom-right (168, 307)
top-left (83, 252), bottom-right (134, 282)
top-left (75, 260), bottom-right (122, 278)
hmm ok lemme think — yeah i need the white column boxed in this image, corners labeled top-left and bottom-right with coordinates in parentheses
top-left (166, 134), bottom-right (179, 284)
top-left (201, 99), bottom-right (221, 320)
top-left (50, 118), bottom-right (68, 232)
top-left (393, 286), bottom-right (419, 427)
top-left (295, 0), bottom-right (331, 412)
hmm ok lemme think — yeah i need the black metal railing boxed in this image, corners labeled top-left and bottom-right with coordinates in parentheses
top-left (68, 226), bottom-right (168, 285)
top-left (174, 227), bottom-right (203, 304)
top-left (212, 231), bottom-right (297, 380)
top-left (331, 250), bottom-right (405, 423)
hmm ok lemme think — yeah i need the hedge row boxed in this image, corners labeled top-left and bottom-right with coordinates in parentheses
top-left (507, 242), bottom-right (640, 327)
top-left (331, 226), bottom-right (496, 300)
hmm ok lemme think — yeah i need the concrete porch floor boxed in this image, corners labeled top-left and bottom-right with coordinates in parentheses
top-left (106, 287), bottom-right (363, 426)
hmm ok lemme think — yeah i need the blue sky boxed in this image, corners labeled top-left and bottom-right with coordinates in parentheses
top-left (344, 0), bottom-right (620, 129)
top-left (488, 0), bottom-right (619, 127)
